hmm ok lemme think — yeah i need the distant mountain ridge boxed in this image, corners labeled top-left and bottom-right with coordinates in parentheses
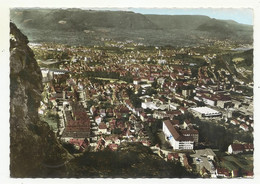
top-left (10, 8), bottom-right (253, 46)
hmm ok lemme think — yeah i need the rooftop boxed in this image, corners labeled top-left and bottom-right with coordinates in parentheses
top-left (190, 106), bottom-right (221, 115)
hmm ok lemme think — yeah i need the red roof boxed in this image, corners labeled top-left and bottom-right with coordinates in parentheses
top-left (98, 122), bottom-right (107, 129)
top-left (108, 144), bottom-right (118, 151)
top-left (164, 120), bottom-right (181, 140)
top-left (244, 171), bottom-right (254, 177)
top-left (217, 168), bottom-right (230, 176)
top-left (168, 153), bottom-right (179, 160)
top-left (231, 144), bottom-right (244, 152)
top-left (244, 143), bottom-right (254, 150)
top-left (164, 120), bottom-right (194, 142)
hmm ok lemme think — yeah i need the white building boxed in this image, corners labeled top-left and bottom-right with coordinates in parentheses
top-left (163, 120), bottom-right (194, 150)
top-left (141, 102), bottom-right (158, 110)
top-left (190, 106), bottom-right (222, 118)
top-left (201, 97), bottom-right (216, 106)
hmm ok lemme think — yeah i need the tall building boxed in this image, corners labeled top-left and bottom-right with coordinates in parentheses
top-left (163, 120), bottom-right (194, 150)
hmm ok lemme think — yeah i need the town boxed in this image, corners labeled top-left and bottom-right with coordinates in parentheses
top-left (32, 39), bottom-right (253, 178)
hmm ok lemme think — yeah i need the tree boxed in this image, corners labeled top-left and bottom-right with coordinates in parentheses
top-left (112, 128), bottom-right (122, 135)
top-left (152, 79), bottom-right (158, 88)
top-left (146, 87), bottom-right (157, 96)
top-left (62, 142), bottom-right (79, 154)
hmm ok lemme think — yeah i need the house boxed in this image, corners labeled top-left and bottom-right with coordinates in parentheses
top-left (201, 96), bottom-right (216, 106)
top-left (153, 110), bottom-right (182, 120)
top-left (230, 119), bottom-right (240, 126)
top-left (183, 119), bottom-right (192, 129)
top-left (105, 135), bottom-right (120, 145)
top-left (95, 116), bottom-right (102, 125)
top-left (216, 168), bottom-right (230, 178)
top-left (228, 143), bottom-right (254, 154)
top-left (244, 171), bottom-right (254, 178)
top-left (244, 143), bottom-right (254, 152)
top-left (133, 78), bottom-right (141, 85)
top-left (216, 95), bottom-right (231, 108)
top-left (141, 140), bottom-right (151, 147)
top-left (179, 107), bottom-right (187, 114)
top-left (98, 122), bottom-right (107, 134)
top-left (228, 144), bottom-right (244, 154)
top-left (231, 170), bottom-right (239, 178)
top-left (240, 123), bottom-right (249, 131)
top-left (99, 109), bottom-right (106, 117)
top-left (200, 167), bottom-right (211, 178)
top-left (140, 112), bottom-right (148, 122)
top-left (167, 153), bottom-right (179, 161)
top-left (69, 138), bottom-right (88, 152)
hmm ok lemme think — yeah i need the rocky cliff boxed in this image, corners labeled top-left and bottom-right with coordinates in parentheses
top-left (9, 22), bottom-right (71, 178)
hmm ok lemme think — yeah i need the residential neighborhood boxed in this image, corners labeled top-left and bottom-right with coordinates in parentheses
top-left (32, 39), bottom-right (254, 178)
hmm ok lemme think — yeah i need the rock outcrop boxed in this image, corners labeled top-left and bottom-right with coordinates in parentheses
top-left (10, 22), bottom-right (71, 178)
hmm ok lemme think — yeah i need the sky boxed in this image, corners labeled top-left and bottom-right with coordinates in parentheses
top-left (93, 8), bottom-right (253, 25)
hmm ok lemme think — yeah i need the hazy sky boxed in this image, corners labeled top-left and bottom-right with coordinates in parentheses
top-left (93, 8), bottom-right (253, 25)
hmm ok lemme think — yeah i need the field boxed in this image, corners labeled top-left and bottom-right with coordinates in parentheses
top-left (219, 154), bottom-right (253, 172)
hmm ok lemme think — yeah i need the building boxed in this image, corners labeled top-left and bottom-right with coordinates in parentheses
top-left (98, 122), bottom-right (108, 134)
top-left (190, 106), bottom-right (222, 118)
top-left (162, 120), bottom-right (194, 150)
top-left (230, 119), bottom-right (240, 126)
top-left (228, 143), bottom-right (254, 154)
top-left (61, 102), bottom-right (91, 141)
top-left (141, 102), bottom-right (158, 110)
top-left (240, 123), bottom-right (249, 131)
top-left (180, 129), bottom-right (199, 146)
top-left (216, 168), bottom-right (230, 178)
top-left (167, 153), bottom-right (179, 161)
top-left (201, 96), bottom-right (216, 106)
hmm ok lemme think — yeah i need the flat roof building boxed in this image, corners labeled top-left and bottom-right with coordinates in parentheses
top-left (190, 106), bottom-right (222, 118)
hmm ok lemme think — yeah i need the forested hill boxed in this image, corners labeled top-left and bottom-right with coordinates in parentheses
top-left (10, 8), bottom-right (253, 46)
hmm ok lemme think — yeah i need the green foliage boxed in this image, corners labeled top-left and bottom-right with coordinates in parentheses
top-left (143, 121), bottom-right (162, 146)
top-left (83, 71), bottom-right (133, 83)
top-left (67, 143), bottom-right (197, 178)
top-left (174, 54), bottom-right (208, 67)
top-left (84, 71), bottom-right (120, 79)
top-left (212, 49), bottom-right (253, 83)
top-left (145, 87), bottom-right (157, 96)
top-left (152, 79), bottom-right (158, 88)
top-left (130, 94), bottom-right (141, 108)
top-left (194, 118), bottom-right (253, 151)
top-left (194, 118), bottom-right (232, 151)
top-left (112, 128), bottom-right (122, 135)
top-left (62, 142), bottom-right (79, 154)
